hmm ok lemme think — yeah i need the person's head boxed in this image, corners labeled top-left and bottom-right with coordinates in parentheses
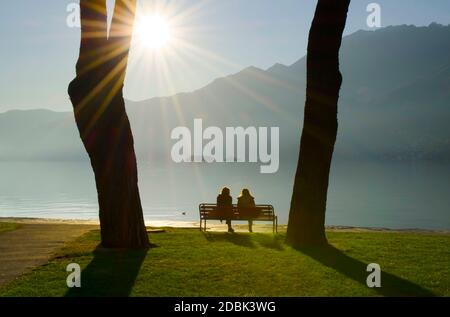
top-left (240, 188), bottom-right (253, 198)
top-left (220, 187), bottom-right (230, 196)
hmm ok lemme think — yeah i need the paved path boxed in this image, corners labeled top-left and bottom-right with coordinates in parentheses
top-left (0, 223), bottom-right (97, 288)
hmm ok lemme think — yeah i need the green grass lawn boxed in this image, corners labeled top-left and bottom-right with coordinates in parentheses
top-left (0, 223), bottom-right (19, 234)
top-left (0, 228), bottom-right (449, 297)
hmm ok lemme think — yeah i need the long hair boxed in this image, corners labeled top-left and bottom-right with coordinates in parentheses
top-left (239, 188), bottom-right (254, 199)
top-left (220, 187), bottom-right (231, 196)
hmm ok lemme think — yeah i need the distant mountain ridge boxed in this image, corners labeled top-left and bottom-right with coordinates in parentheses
top-left (1, 24), bottom-right (449, 162)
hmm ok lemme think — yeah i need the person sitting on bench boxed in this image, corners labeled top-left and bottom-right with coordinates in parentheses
top-left (217, 187), bottom-right (234, 233)
top-left (237, 188), bottom-right (257, 232)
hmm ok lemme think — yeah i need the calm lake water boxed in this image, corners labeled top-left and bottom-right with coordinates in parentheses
top-left (0, 160), bottom-right (449, 229)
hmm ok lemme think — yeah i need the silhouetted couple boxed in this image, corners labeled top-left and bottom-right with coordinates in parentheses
top-left (217, 187), bottom-right (257, 233)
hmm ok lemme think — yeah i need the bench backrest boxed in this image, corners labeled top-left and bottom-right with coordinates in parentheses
top-left (199, 203), bottom-right (275, 220)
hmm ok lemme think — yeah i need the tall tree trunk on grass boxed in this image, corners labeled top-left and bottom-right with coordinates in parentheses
top-left (287, 0), bottom-right (350, 247)
top-left (68, 0), bottom-right (149, 248)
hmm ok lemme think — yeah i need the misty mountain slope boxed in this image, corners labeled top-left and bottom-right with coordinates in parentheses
top-left (128, 24), bottom-right (450, 162)
top-left (340, 24), bottom-right (450, 103)
top-left (127, 65), bottom-right (305, 161)
top-left (374, 64), bottom-right (450, 109)
top-left (288, 24), bottom-right (450, 105)
top-left (1, 24), bottom-right (449, 162)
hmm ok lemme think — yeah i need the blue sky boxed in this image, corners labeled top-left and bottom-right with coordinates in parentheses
top-left (1, 0), bottom-right (449, 112)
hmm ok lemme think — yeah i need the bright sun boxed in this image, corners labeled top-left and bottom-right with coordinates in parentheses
top-left (135, 15), bottom-right (171, 49)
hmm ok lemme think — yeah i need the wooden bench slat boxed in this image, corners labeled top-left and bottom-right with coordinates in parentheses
top-left (199, 203), bottom-right (278, 233)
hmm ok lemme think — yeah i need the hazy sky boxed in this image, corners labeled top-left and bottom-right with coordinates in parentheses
top-left (1, 0), bottom-right (449, 112)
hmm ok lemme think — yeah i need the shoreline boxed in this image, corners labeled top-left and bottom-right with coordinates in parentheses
top-left (1, 217), bottom-right (449, 234)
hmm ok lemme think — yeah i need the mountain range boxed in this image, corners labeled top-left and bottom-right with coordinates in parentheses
top-left (1, 23), bottom-right (449, 163)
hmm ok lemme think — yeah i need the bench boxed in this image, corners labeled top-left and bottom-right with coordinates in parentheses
top-left (199, 203), bottom-right (278, 233)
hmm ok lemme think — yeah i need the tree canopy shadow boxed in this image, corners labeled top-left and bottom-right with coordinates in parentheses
top-left (65, 244), bottom-right (153, 297)
top-left (296, 244), bottom-right (435, 297)
top-left (203, 232), bottom-right (257, 249)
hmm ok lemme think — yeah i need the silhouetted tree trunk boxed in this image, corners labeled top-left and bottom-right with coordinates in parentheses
top-left (68, 0), bottom-right (149, 248)
top-left (287, 0), bottom-right (350, 247)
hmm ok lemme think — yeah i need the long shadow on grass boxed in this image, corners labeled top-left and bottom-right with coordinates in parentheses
top-left (203, 233), bottom-right (286, 251)
top-left (203, 232), bottom-right (257, 248)
top-left (297, 244), bottom-right (435, 296)
top-left (65, 245), bottom-right (150, 297)
top-left (258, 235), bottom-right (285, 251)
